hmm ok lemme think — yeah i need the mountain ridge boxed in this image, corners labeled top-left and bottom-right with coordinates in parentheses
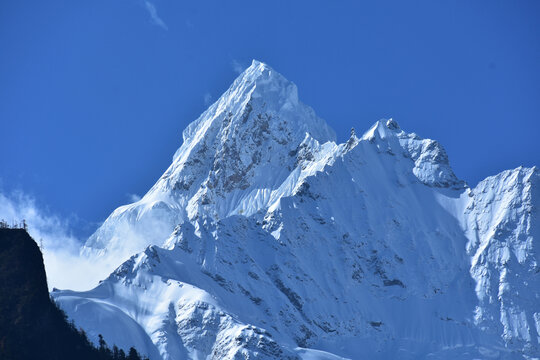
top-left (54, 61), bottom-right (539, 359)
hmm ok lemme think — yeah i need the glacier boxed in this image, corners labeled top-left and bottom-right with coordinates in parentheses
top-left (52, 60), bottom-right (539, 359)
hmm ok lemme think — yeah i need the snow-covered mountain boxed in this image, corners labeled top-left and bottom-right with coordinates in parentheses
top-left (53, 60), bottom-right (539, 360)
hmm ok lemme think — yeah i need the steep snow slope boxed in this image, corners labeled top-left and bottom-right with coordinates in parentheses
top-left (54, 61), bottom-right (539, 360)
top-left (84, 60), bottom-right (335, 259)
top-left (464, 167), bottom-right (540, 356)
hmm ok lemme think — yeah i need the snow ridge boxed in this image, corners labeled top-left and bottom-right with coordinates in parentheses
top-left (54, 61), bottom-right (538, 360)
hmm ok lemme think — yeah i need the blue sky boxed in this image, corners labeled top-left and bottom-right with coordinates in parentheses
top-left (1, 0), bottom-right (539, 238)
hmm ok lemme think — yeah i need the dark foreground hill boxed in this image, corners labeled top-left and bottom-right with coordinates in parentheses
top-left (0, 228), bottom-right (146, 360)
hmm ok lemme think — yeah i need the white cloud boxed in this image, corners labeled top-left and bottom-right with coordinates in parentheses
top-left (0, 190), bottom-right (123, 292)
top-left (231, 59), bottom-right (245, 74)
top-left (127, 193), bottom-right (142, 202)
top-left (144, 1), bottom-right (168, 31)
top-left (203, 92), bottom-right (213, 106)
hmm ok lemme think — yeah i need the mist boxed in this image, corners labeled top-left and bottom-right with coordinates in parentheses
top-left (0, 190), bottom-right (124, 291)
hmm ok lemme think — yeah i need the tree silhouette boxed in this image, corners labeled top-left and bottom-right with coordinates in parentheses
top-left (127, 347), bottom-right (141, 360)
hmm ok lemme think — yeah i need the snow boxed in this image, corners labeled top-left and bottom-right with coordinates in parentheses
top-left (295, 347), bottom-right (350, 360)
top-left (52, 61), bottom-right (539, 359)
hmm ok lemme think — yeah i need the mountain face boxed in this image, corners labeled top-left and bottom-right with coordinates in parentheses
top-left (83, 61), bottom-right (335, 259)
top-left (53, 61), bottom-right (539, 360)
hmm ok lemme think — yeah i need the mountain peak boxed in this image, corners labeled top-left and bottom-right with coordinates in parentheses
top-left (240, 59), bottom-right (276, 82)
top-left (233, 59), bottom-right (299, 108)
top-left (173, 60), bottom-right (335, 169)
top-left (247, 59), bottom-right (272, 73)
top-left (386, 118), bottom-right (400, 130)
top-left (358, 118), bottom-right (463, 188)
top-left (85, 61), bottom-right (336, 252)
top-left (360, 118), bottom-right (401, 141)
top-left (179, 60), bottom-right (334, 148)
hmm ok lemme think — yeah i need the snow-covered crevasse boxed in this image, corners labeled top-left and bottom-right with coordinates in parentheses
top-left (54, 61), bottom-right (538, 359)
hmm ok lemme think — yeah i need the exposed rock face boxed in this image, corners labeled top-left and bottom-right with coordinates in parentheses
top-left (54, 61), bottom-right (539, 360)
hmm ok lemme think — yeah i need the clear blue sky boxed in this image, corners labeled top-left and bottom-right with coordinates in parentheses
top-left (1, 0), bottom-right (539, 237)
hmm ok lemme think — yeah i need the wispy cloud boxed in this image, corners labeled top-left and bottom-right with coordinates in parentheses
top-left (0, 190), bottom-right (123, 292)
top-left (144, 1), bottom-right (168, 31)
top-left (231, 59), bottom-right (245, 74)
top-left (127, 193), bottom-right (142, 203)
top-left (203, 92), bottom-right (213, 106)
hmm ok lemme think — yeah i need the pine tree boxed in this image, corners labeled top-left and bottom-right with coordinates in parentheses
top-left (112, 345), bottom-right (127, 360)
top-left (98, 334), bottom-right (107, 351)
top-left (127, 347), bottom-right (141, 360)
top-left (112, 345), bottom-right (120, 359)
